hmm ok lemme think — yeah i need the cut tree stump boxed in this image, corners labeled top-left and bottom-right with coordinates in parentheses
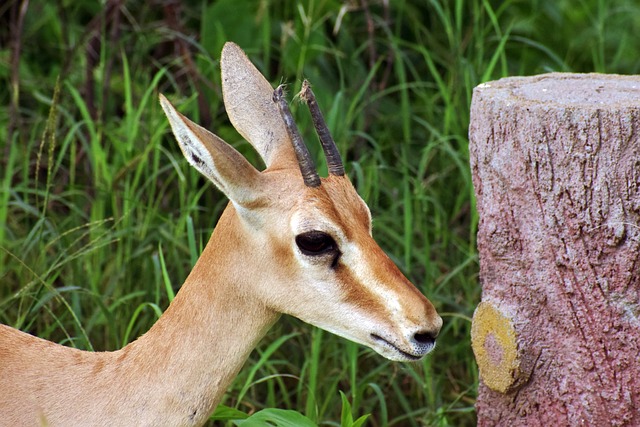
top-left (469, 73), bottom-right (640, 426)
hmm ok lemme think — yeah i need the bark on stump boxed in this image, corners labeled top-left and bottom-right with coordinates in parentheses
top-left (469, 73), bottom-right (640, 426)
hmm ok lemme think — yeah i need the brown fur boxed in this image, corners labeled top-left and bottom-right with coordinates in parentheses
top-left (0, 42), bottom-right (441, 426)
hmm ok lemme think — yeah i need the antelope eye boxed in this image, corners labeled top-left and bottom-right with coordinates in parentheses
top-left (295, 231), bottom-right (337, 256)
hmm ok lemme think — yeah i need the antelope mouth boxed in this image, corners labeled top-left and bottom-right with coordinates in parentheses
top-left (370, 334), bottom-right (425, 362)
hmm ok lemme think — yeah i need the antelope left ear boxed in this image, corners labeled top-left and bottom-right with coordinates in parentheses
top-left (160, 94), bottom-right (264, 207)
top-left (220, 42), bottom-right (298, 171)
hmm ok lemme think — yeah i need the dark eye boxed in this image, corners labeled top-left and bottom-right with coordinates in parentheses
top-left (295, 231), bottom-right (337, 256)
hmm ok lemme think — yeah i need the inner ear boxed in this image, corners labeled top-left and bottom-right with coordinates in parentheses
top-left (160, 94), bottom-right (264, 208)
top-left (183, 140), bottom-right (217, 184)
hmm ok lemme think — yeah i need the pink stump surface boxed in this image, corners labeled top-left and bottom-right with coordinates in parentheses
top-left (469, 73), bottom-right (640, 426)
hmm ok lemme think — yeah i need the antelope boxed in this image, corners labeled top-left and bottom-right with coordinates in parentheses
top-left (0, 42), bottom-right (442, 426)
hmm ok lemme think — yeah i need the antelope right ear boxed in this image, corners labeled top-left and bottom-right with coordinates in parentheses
top-left (159, 94), bottom-right (264, 208)
top-left (220, 42), bottom-right (298, 171)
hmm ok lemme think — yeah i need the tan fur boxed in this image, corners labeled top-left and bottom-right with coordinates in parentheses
top-left (0, 42), bottom-right (441, 426)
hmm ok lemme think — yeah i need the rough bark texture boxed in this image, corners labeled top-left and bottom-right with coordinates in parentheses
top-left (469, 73), bottom-right (640, 426)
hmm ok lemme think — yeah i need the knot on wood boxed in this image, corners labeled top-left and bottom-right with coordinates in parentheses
top-left (471, 301), bottom-right (524, 394)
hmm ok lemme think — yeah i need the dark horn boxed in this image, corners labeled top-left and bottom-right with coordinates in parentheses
top-left (273, 85), bottom-right (321, 188)
top-left (300, 80), bottom-right (345, 176)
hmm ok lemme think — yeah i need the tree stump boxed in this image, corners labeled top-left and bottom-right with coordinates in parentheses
top-left (469, 73), bottom-right (640, 426)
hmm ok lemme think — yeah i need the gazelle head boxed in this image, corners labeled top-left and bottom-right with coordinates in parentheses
top-left (160, 42), bottom-right (442, 361)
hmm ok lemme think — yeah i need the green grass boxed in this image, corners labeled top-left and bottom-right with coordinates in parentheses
top-left (1, 0), bottom-right (639, 425)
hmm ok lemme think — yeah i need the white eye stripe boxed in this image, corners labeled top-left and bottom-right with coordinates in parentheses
top-left (291, 211), bottom-right (346, 243)
top-left (342, 245), bottom-right (402, 313)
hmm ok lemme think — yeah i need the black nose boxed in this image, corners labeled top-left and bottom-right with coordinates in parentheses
top-left (413, 330), bottom-right (437, 346)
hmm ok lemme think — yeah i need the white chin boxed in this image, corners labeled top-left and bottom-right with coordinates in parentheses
top-left (371, 342), bottom-right (427, 362)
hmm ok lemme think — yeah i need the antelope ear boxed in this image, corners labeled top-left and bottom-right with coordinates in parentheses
top-left (220, 42), bottom-right (297, 170)
top-left (160, 94), bottom-right (263, 207)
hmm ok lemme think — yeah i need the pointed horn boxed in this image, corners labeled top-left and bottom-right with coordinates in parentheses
top-left (273, 85), bottom-right (321, 188)
top-left (300, 80), bottom-right (345, 176)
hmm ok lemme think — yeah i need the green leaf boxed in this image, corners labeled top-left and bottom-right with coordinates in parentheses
top-left (339, 391), bottom-right (370, 427)
top-left (234, 408), bottom-right (317, 427)
top-left (340, 391), bottom-right (354, 426)
top-left (210, 404), bottom-right (249, 421)
top-left (352, 414), bottom-right (371, 427)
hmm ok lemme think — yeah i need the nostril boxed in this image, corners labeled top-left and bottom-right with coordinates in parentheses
top-left (413, 331), bottom-right (436, 346)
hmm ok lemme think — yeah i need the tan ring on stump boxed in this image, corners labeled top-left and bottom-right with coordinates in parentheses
top-left (471, 301), bottom-right (522, 394)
